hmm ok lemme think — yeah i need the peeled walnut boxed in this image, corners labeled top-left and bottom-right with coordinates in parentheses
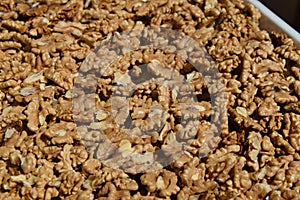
top-left (252, 59), bottom-right (283, 75)
top-left (58, 144), bottom-right (73, 171)
top-left (82, 158), bottom-right (101, 175)
top-left (44, 67), bottom-right (76, 90)
top-left (271, 131), bottom-right (295, 155)
top-left (114, 177), bottom-right (138, 191)
top-left (96, 181), bottom-right (131, 199)
top-left (206, 145), bottom-right (240, 183)
top-left (246, 183), bottom-right (272, 199)
top-left (59, 170), bottom-right (84, 195)
top-left (233, 157), bottom-right (252, 192)
top-left (245, 132), bottom-right (262, 171)
top-left (0, 105), bottom-right (26, 128)
top-left (64, 190), bottom-right (94, 200)
top-left (44, 187), bottom-right (59, 200)
top-left (274, 91), bottom-right (298, 104)
top-left (287, 113), bottom-right (300, 151)
top-left (21, 153), bottom-right (36, 174)
top-left (180, 158), bottom-right (207, 191)
top-left (293, 80), bottom-right (300, 99)
top-left (228, 106), bottom-right (263, 131)
top-left (1, 0), bottom-right (300, 198)
top-left (140, 169), bottom-right (180, 197)
top-left (257, 97), bottom-right (280, 117)
top-left (24, 95), bottom-right (39, 132)
top-left (112, 96), bottom-right (129, 126)
top-left (260, 136), bottom-right (275, 166)
top-left (0, 146), bottom-right (14, 160)
top-left (69, 146), bottom-right (88, 167)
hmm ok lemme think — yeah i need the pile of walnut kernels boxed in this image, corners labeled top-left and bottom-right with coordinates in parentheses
top-left (1, 0), bottom-right (300, 199)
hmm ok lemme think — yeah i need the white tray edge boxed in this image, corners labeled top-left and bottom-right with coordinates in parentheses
top-left (246, 0), bottom-right (300, 46)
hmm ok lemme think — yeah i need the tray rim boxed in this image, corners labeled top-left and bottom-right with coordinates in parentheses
top-left (246, 0), bottom-right (300, 46)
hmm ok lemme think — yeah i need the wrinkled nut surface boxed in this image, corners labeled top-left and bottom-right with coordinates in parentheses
top-left (0, 0), bottom-right (300, 199)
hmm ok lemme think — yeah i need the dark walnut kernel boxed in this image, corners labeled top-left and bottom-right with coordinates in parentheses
top-left (0, 0), bottom-right (299, 199)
